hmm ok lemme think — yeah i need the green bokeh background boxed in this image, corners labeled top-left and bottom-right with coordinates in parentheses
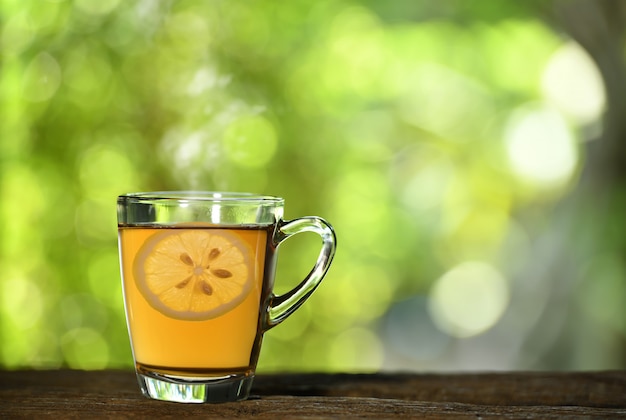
top-left (1, 0), bottom-right (625, 371)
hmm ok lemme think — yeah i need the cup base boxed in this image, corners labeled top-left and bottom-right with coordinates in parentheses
top-left (136, 371), bottom-right (254, 403)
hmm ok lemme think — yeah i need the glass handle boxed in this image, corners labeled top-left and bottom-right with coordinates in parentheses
top-left (264, 216), bottom-right (337, 331)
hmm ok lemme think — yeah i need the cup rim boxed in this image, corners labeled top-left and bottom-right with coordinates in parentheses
top-left (118, 191), bottom-right (284, 204)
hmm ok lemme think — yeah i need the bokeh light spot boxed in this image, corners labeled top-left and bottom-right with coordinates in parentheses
top-left (326, 7), bottom-right (387, 97)
top-left (60, 293), bottom-right (109, 331)
top-left (78, 144), bottom-right (138, 198)
top-left (402, 158), bottom-right (454, 212)
top-left (76, 0), bottom-right (120, 16)
top-left (505, 104), bottom-right (578, 187)
top-left (398, 63), bottom-right (494, 141)
top-left (75, 198), bottom-right (116, 244)
top-left (22, 52), bottom-right (62, 102)
top-left (328, 327), bottom-right (383, 372)
top-left (542, 41), bottom-right (605, 125)
top-left (64, 46), bottom-right (114, 96)
top-left (164, 10), bottom-right (210, 59)
top-left (61, 327), bottom-right (110, 369)
top-left (331, 169), bottom-right (393, 253)
top-left (222, 115), bottom-right (277, 168)
top-left (314, 264), bottom-right (395, 333)
top-left (1, 11), bottom-right (34, 55)
top-left (2, 277), bottom-right (43, 329)
top-left (428, 261), bottom-right (509, 338)
top-left (268, 304), bottom-right (312, 342)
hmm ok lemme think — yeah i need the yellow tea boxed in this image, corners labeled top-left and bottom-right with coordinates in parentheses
top-left (119, 225), bottom-right (273, 378)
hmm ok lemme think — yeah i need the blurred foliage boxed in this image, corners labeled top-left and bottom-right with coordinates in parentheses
top-left (1, 0), bottom-right (624, 371)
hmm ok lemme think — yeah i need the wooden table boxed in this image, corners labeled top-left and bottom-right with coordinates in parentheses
top-left (1, 370), bottom-right (624, 418)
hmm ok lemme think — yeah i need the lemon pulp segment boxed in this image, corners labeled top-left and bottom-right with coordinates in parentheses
top-left (133, 228), bottom-right (253, 320)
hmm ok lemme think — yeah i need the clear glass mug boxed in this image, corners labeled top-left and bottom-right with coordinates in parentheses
top-left (117, 192), bottom-right (336, 403)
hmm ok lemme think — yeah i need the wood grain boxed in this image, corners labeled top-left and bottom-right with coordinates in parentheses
top-left (1, 370), bottom-right (625, 418)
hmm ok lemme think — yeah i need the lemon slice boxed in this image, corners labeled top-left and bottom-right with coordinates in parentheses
top-left (133, 228), bottom-right (253, 320)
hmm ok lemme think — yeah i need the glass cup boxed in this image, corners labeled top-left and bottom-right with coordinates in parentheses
top-left (117, 191), bottom-right (336, 403)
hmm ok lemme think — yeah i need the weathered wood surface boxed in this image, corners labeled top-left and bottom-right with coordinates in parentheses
top-left (0, 370), bottom-right (625, 418)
